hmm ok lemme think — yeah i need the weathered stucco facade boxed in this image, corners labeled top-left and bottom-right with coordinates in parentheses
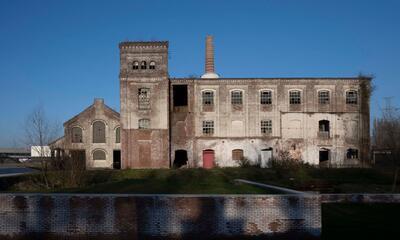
top-left (52, 37), bottom-right (371, 169)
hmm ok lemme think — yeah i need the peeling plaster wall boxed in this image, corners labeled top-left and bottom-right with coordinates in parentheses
top-left (170, 78), bottom-right (370, 167)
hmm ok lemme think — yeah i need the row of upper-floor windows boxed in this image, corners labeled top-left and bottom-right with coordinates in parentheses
top-left (70, 121), bottom-right (120, 144)
top-left (201, 89), bottom-right (359, 106)
top-left (132, 61), bottom-right (156, 70)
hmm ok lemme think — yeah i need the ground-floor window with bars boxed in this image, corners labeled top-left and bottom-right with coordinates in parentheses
top-left (261, 120), bottom-right (272, 134)
top-left (202, 120), bottom-right (214, 135)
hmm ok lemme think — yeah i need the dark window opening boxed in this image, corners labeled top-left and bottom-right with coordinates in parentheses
top-left (149, 61), bottom-right (156, 69)
top-left (132, 61), bottom-right (139, 70)
top-left (173, 85), bottom-right (188, 106)
top-left (141, 61), bottom-right (147, 69)
top-left (318, 120), bottom-right (330, 139)
top-left (173, 150), bottom-right (188, 168)
top-left (347, 148), bottom-right (359, 159)
top-left (319, 149), bottom-right (330, 163)
top-left (113, 150), bottom-right (121, 169)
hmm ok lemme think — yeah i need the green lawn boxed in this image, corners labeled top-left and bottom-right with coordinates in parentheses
top-left (0, 167), bottom-right (398, 194)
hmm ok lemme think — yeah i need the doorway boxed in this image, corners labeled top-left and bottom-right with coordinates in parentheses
top-left (261, 148), bottom-right (273, 168)
top-left (173, 150), bottom-right (188, 168)
top-left (319, 148), bottom-right (330, 167)
top-left (113, 150), bottom-right (121, 169)
top-left (203, 149), bottom-right (215, 169)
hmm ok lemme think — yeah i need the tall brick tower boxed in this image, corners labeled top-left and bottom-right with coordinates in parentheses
top-left (119, 41), bottom-right (169, 168)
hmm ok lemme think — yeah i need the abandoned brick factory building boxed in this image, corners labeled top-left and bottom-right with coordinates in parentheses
top-left (51, 36), bottom-right (371, 169)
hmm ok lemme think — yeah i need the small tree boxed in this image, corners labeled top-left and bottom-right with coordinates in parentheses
top-left (373, 98), bottom-right (400, 192)
top-left (23, 105), bottom-right (60, 189)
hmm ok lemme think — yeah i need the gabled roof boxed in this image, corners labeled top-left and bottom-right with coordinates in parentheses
top-left (63, 99), bottom-right (120, 127)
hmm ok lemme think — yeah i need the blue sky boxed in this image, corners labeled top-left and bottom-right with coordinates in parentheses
top-left (0, 0), bottom-right (399, 147)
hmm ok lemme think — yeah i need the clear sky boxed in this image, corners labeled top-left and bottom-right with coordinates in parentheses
top-left (0, 0), bottom-right (399, 147)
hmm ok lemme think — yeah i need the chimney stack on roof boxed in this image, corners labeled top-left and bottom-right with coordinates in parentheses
top-left (201, 35), bottom-right (219, 79)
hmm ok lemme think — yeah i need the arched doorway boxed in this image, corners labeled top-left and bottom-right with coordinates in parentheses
top-left (203, 149), bottom-right (215, 169)
top-left (173, 150), bottom-right (188, 168)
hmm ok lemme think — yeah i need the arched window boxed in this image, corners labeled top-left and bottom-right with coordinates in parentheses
top-left (138, 119), bottom-right (150, 129)
top-left (318, 90), bottom-right (330, 104)
top-left (71, 127), bottom-right (83, 143)
top-left (289, 90), bottom-right (301, 104)
top-left (141, 61), bottom-right (147, 69)
top-left (232, 149), bottom-right (244, 161)
top-left (346, 90), bottom-right (358, 104)
top-left (260, 90), bottom-right (272, 105)
top-left (93, 149), bottom-right (106, 160)
top-left (132, 61), bottom-right (139, 70)
top-left (231, 90), bottom-right (243, 105)
top-left (149, 61), bottom-right (156, 69)
top-left (93, 121), bottom-right (106, 143)
top-left (115, 127), bottom-right (120, 143)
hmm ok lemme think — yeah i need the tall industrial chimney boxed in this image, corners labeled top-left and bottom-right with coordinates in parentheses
top-left (201, 35), bottom-right (219, 78)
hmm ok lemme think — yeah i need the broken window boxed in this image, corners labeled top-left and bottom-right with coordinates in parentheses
top-left (138, 119), bottom-right (150, 129)
top-left (141, 61), bottom-right (147, 69)
top-left (261, 120), bottom-right (272, 134)
top-left (231, 90), bottom-right (243, 105)
top-left (318, 91), bottom-right (330, 104)
top-left (346, 148), bottom-right (359, 159)
top-left (173, 85), bottom-right (188, 106)
top-left (260, 90), bottom-right (272, 105)
top-left (149, 61), bottom-right (156, 69)
top-left (71, 127), bottom-right (83, 143)
top-left (93, 149), bottom-right (106, 160)
top-left (202, 120), bottom-right (214, 136)
top-left (138, 88), bottom-right (150, 110)
top-left (93, 121), bottom-right (106, 143)
top-left (202, 91), bottom-right (214, 105)
top-left (132, 61), bottom-right (139, 70)
top-left (232, 149), bottom-right (244, 161)
top-left (346, 90), bottom-right (358, 104)
top-left (289, 90), bottom-right (301, 104)
top-left (318, 120), bottom-right (330, 138)
top-left (173, 150), bottom-right (188, 168)
top-left (115, 127), bottom-right (120, 143)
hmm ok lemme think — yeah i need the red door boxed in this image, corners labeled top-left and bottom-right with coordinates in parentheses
top-left (203, 150), bottom-right (215, 169)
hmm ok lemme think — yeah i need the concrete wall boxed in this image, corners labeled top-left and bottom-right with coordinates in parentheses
top-left (0, 194), bottom-right (321, 239)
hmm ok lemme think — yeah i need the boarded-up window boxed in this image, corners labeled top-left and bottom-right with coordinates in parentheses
top-left (232, 149), bottom-right (244, 161)
top-left (71, 127), bottom-right (83, 143)
top-left (231, 120), bottom-right (244, 136)
top-left (93, 149), bottom-right (106, 160)
top-left (138, 88), bottom-right (150, 110)
top-left (115, 127), bottom-right (120, 143)
top-left (260, 90), bottom-right (272, 105)
top-left (93, 121), bottom-right (106, 143)
top-left (139, 119), bottom-right (150, 129)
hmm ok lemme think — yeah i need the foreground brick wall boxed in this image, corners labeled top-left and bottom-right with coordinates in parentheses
top-left (0, 194), bottom-right (320, 239)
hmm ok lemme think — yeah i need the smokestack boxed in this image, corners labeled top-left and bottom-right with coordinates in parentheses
top-left (201, 35), bottom-right (219, 78)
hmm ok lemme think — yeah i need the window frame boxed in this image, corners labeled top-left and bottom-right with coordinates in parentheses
top-left (138, 119), bottom-right (150, 129)
top-left (261, 120), bottom-right (272, 135)
top-left (92, 120), bottom-right (106, 143)
top-left (260, 90), bottom-right (272, 105)
top-left (149, 61), bottom-right (156, 69)
top-left (132, 61), bottom-right (139, 70)
top-left (202, 120), bottom-right (214, 136)
top-left (289, 90), bottom-right (301, 105)
top-left (202, 90), bottom-right (215, 105)
top-left (140, 61), bottom-right (147, 69)
top-left (92, 149), bottom-right (106, 161)
top-left (138, 88), bottom-right (151, 110)
top-left (231, 90), bottom-right (243, 105)
top-left (318, 90), bottom-right (330, 105)
top-left (71, 126), bottom-right (83, 143)
top-left (346, 90), bottom-right (358, 104)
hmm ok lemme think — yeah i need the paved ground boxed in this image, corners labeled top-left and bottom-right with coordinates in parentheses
top-left (0, 166), bottom-right (37, 177)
